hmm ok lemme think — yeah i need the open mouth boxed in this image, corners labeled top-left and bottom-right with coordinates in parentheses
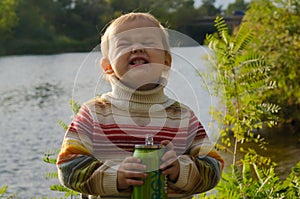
top-left (129, 57), bottom-right (149, 66)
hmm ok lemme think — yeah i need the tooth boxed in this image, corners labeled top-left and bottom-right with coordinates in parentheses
top-left (131, 59), bottom-right (146, 65)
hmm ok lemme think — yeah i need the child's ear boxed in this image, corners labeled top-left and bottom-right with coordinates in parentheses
top-left (101, 58), bottom-right (113, 74)
top-left (164, 52), bottom-right (172, 67)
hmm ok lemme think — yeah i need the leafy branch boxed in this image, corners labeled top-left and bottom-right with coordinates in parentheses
top-left (206, 16), bottom-right (279, 167)
top-left (42, 99), bottom-right (81, 198)
top-left (196, 16), bottom-right (299, 199)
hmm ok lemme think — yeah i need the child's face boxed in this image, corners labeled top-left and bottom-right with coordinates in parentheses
top-left (102, 18), bottom-right (171, 90)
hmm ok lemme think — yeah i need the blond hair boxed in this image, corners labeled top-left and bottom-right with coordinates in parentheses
top-left (100, 12), bottom-right (170, 59)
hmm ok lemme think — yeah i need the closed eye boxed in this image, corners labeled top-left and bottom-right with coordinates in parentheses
top-left (143, 41), bottom-right (154, 45)
top-left (144, 42), bottom-right (155, 46)
top-left (116, 40), bottom-right (131, 48)
top-left (117, 43), bottom-right (130, 47)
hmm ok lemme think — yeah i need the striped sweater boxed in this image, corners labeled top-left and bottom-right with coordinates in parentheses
top-left (57, 76), bottom-right (224, 199)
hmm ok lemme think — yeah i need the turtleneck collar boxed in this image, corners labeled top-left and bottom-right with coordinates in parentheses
top-left (101, 75), bottom-right (175, 112)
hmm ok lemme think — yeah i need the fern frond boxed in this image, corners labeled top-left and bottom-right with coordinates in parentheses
top-left (242, 162), bottom-right (251, 182)
top-left (0, 185), bottom-right (8, 195)
top-left (237, 69), bottom-right (268, 88)
top-left (253, 163), bottom-right (264, 184)
top-left (50, 184), bottom-right (80, 197)
top-left (233, 165), bottom-right (243, 185)
top-left (261, 103), bottom-right (280, 114)
top-left (45, 172), bottom-right (58, 179)
top-left (50, 184), bottom-right (72, 192)
top-left (214, 16), bottom-right (229, 40)
top-left (236, 54), bottom-right (266, 70)
top-left (70, 99), bottom-right (81, 115)
top-left (43, 156), bottom-right (57, 164)
top-left (233, 24), bottom-right (254, 53)
top-left (214, 143), bottom-right (234, 154)
top-left (236, 58), bottom-right (270, 89)
top-left (43, 151), bottom-right (58, 164)
top-left (57, 119), bottom-right (68, 131)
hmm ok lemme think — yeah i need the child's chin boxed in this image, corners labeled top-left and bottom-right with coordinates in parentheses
top-left (123, 77), bottom-right (161, 90)
top-left (128, 63), bottom-right (150, 70)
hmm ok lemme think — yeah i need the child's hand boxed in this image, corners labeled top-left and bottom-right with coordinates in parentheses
top-left (117, 156), bottom-right (147, 191)
top-left (160, 140), bottom-right (180, 183)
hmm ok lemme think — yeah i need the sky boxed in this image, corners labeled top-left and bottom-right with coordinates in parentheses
top-left (194, 0), bottom-right (250, 9)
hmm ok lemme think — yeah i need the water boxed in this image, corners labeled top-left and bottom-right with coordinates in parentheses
top-left (0, 47), bottom-right (299, 198)
top-left (0, 52), bottom-right (100, 198)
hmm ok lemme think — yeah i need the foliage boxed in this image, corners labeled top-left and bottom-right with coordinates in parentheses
top-left (1, 0), bottom-right (237, 55)
top-left (0, 0), bottom-right (18, 53)
top-left (205, 16), bottom-right (279, 166)
top-left (196, 0), bottom-right (222, 16)
top-left (225, 0), bottom-right (249, 16)
top-left (0, 0), bottom-right (18, 37)
top-left (0, 186), bottom-right (17, 199)
top-left (42, 100), bottom-right (81, 198)
top-left (195, 160), bottom-right (300, 199)
top-left (193, 15), bottom-right (299, 198)
top-left (242, 0), bottom-right (300, 127)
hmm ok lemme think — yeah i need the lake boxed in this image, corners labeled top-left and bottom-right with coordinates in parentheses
top-left (0, 46), bottom-right (299, 198)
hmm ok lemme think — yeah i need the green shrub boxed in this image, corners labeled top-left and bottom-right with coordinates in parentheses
top-left (193, 16), bottom-right (299, 198)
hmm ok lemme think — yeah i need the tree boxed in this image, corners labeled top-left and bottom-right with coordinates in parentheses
top-left (196, 0), bottom-right (221, 16)
top-left (243, 0), bottom-right (300, 130)
top-left (14, 0), bottom-right (57, 40)
top-left (0, 0), bottom-right (18, 37)
top-left (0, 0), bottom-right (18, 53)
top-left (53, 0), bottom-right (110, 40)
top-left (225, 0), bottom-right (249, 16)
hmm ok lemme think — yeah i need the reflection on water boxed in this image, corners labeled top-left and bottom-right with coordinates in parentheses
top-left (25, 82), bottom-right (64, 107)
top-left (0, 82), bottom-right (64, 112)
top-left (219, 131), bottom-right (300, 181)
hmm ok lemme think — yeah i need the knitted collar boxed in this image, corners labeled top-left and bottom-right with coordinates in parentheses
top-left (102, 75), bottom-right (175, 112)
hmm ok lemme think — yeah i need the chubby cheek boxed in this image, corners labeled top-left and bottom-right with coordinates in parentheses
top-left (109, 47), bottom-right (130, 63)
top-left (148, 50), bottom-right (168, 64)
top-left (111, 57), bottom-right (129, 78)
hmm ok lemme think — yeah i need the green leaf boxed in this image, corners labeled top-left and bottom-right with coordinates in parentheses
top-left (57, 119), bottom-right (68, 131)
top-left (0, 185), bottom-right (8, 195)
top-left (45, 172), bottom-right (58, 179)
top-left (214, 16), bottom-right (229, 41)
top-left (50, 184), bottom-right (71, 192)
top-left (233, 24), bottom-right (254, 53)
top-left (43, 156), bottom-right (57, 164)
top-left (70, 99), bottom-right (81, 115)
top-left (43, 151), bottom-right (58, 164)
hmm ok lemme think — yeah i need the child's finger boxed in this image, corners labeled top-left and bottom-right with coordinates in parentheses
top-left (161, 150), bottom-right (176, 161)
top-left (123, 156), bottom-right (141, 163)
top-left (124, 162), bottom-right (147, 172)
top-left (161, 165), bottom-right (175, 175)
top-left (119, 156), bottom-right (147, 173)
top-left (160, 140), bottom-right (174, 150)
top-left (160, 150), bottom-right (177, 170)
top-left (125, 178), bottom-right (145, 186)
top-left (123, 170), bottom-right (148, 179)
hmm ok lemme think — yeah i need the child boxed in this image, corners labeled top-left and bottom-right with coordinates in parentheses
top-left (57, 12), bottom-right (224, 199)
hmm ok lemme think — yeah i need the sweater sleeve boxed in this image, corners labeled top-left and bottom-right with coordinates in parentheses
top-left (171, 112), bottom-right (224, 194)
top-left (56, 104), bottom-right (120, 196)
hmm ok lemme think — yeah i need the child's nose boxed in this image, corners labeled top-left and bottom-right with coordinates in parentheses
top-left (131, 43), bottom-right (145, 54)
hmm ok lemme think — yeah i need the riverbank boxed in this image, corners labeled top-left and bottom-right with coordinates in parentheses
top-left (219, 126), bottom-right (300, 181)
top-left (1, 37), bottom-right (98, 56)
